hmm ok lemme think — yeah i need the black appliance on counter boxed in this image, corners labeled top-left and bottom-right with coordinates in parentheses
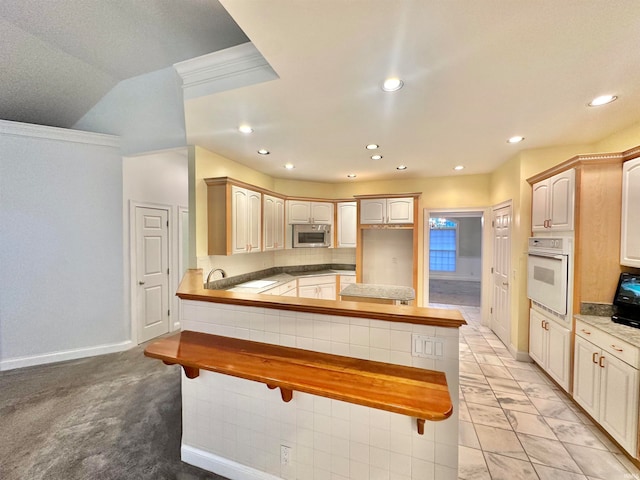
top-left (612, 272), bottom-right (640, 329)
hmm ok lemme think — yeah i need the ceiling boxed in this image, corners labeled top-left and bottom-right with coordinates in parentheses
top-left (0, 0), bottom-right (247, 128)
top-left (186, 0), bottom-right (640, 182)
top-left (2, 1), bottom-right (640, 183)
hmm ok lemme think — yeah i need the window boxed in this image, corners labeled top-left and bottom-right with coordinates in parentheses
top-left (429, 218), bottom-right (457, 272)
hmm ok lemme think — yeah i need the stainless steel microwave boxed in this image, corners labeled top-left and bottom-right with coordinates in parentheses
top-left (293, 224), bottom-right (331, 247)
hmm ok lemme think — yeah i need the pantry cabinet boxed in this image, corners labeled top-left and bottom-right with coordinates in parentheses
top-left (263, 194), bottom-right (285, 251)
top-left (531, 169), bottom-right (575, 232)
top-left (360, 197), bottom-right (414, 225)
top-left (205, 178), bottom-right (262, 255)
top-left (573, 320), bottom-right (639, 455)
top-left (528, 309), bottom-right (571, 391)
top-left (287, 200), bottom-right (333, 224)
top-left (337, 202), bottom-right (357, 248)
top-left (621, 157), bottom-right (640, 267)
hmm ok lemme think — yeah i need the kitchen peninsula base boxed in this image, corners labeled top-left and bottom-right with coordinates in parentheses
top-left (169, 270), bottom-right (465, 480)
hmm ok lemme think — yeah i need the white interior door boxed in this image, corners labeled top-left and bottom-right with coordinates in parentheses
top-left (136, 207), bottom-right (169, 343)
top-left (491, 204), bottom-right (511, 347)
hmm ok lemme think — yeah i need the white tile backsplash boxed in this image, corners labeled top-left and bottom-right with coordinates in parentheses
top-left (180, 299), bottom-right (459, 479)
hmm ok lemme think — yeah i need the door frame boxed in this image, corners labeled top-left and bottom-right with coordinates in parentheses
top-left (423, 207), bottom-right (492, 324)
top-left (129, 201), bottom-right (173, 345)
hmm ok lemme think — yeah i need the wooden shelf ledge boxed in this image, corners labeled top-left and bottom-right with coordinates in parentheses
top-left (144, 331), bottom-right (453, 434)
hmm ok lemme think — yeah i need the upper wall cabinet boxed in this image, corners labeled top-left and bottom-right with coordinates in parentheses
top-left (287, 200), bottom-right (333, 224)
top-left (360, 197), bottom-right (414, 225)
top-left (263, 194), bottom-right (285, 251)
top-left (337, 202), bottom-right (357, 248)
top-left (205, 178), bottom-right (262, 255)
top-left (621, 157), bottom-right (640, 267)
top-left (531, 169), bottom-right (575, 232)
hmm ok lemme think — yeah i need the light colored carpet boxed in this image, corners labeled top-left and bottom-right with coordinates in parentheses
top-left (0, 343), bottom-right (226, 480)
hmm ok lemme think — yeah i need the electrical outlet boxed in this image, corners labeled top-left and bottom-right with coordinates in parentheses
top-left (280, 445), bottom-right (291, 466)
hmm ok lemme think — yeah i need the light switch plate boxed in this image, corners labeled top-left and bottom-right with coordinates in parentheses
top-left (411, 334), bottom-right (444, 359)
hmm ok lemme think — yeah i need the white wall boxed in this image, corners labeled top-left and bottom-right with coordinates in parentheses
top-left (123, 148), bottom-right (189, 338)
top-left (0, 121), bottom-right (127, 369)
top-left (73, 67), bottom-right (186, 156)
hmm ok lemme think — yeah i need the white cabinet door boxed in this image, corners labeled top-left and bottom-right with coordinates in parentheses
top-left (248, 190), bottom-right (262, 252)
top-left (529, 309), bottom-right (570, 391)
top-left (360, 198), bottom-right (414, 225)
top-left (311, 202), bottom-right (333, 224)
top-left (287, 201), bottom-right (334, 224)
top-left (298, 284), bottom-right (319, 299)
top-left (548, 169), bottom-right (574, 231)
top-left (231, 186), bottom-right (249, 254)
top-left (573, 335), bottom-right (601, 419)
top-left (600, 353), bottom-right (639, 454)
top-left (387, 198), bottom-right (414, 224)
top-left (231, 186), bottom-right (261, 254)
top-left (360, 199), bottom-right (386, 224)
top-left (545, 317), bottom-right (571, 390)
top-left (264, 195), bottom-right (285, 251)
top-left (318, 283), bottom-right (336, 300)
top-left (528, 309), bottom-right (546, 367)
top-left (531, 169), bottom-right (574, 232)
top-left (337, 202), bottom-right (357, 248)
top-left (531, 182), bottom-right (549, 231)
top-left (621, 157), bottom-right (640, 267)
top-left (288, 201), bottom-right (312, 224)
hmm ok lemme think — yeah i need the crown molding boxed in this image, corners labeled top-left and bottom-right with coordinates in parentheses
top-left (173, 42), bottom-right (278, 99)
top-left (0, 119), bottom-right (120, 148)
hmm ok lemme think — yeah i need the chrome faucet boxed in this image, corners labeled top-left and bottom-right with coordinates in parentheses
top-left (206, 268), bottom-right (227, 286)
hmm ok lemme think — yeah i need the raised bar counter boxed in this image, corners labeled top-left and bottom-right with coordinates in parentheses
top-left (168, 269), bottom-right (465, 479)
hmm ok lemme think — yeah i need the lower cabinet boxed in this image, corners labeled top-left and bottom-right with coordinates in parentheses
top-left (573, 320), bottom-right (639, 455)
top-left (529, 308), bottom-right (571, 392)
top-left (298, 275), bottom-right (337, 300)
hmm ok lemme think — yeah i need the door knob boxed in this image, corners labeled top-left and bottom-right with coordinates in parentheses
top-left (138, 281), bottom-right (145, 285)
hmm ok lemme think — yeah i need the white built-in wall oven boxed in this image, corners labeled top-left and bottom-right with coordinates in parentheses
top-left (527, 237), bottom-right (573, 320)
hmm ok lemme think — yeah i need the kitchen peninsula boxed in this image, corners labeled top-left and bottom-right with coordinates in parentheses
top-left (148, 269), bottom-right (465, 480)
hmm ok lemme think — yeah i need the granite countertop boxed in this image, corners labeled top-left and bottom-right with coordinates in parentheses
top-left (215, 265), bottom-right (356, 294)
top-left (340, 283), bottom-right (415, 301)
top-left (575, 314), bottom-right (640, 348)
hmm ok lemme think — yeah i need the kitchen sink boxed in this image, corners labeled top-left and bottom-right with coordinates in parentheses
top-left (236, 280), bottom-right (278, 289)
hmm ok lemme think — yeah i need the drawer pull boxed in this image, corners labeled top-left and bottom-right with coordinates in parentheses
top-left (592, 352), bottom-right (599, 364)
top-left (599, 356), bottom-right (605, 368)
top-left (581, 329), bottom-right (591, 335)
top-left (611, 345), bottom-right (624, 352)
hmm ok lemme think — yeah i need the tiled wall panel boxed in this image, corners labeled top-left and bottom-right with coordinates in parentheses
top-left (181, 300), bottom-right (459, 480)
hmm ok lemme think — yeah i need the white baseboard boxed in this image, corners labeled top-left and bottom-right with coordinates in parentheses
top-left (181, 444), bottom-right (282, 480)
top-left (0, 340), bottom-right (133, 371)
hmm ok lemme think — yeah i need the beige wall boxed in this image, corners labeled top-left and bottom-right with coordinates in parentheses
top-left (194, 120), bottom-right (640, 355)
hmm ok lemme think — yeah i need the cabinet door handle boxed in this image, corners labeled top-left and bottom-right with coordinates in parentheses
top-left (592, 352), bottom-right (599, 364)
top-left (541, 320), bottom-right (545, 329)
top-left (599, 356), bottom-right (605, 368)
top-left (138, 281), bottom-right (145, 285)
top-left (544, 321), bottom-right (549, 331)
top-left (611, 345), bottom-right (624, 352)
top-left (581, 329), bottom-right (591, 335)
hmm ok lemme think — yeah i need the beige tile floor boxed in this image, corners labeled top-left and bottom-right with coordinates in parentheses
top-left (439, 304), bottom-right (640, 480)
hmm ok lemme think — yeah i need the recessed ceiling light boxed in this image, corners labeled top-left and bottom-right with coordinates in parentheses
top-left (588, 94), bottom-right (618, 107)
top-left (347, 174), bottom-right (357, 178)
top-left (396, 165), bottom-right (407, 171)
top-left (366, 144), bottom-right (379, 150)
top-left (284, 163), bottom-right (295, 170)
top-left (238, 125), bottom-right (253, 134)
top-left (454, 165), bottom-right (465, 171)
top-left (507, 136), bottom-right (525, 144)
top-left (382, 78), bottom-right (404, 92)
top-left (257, 149), bottom-right (270, 155)
top-left (371, 155), bottom-right (383, 160)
